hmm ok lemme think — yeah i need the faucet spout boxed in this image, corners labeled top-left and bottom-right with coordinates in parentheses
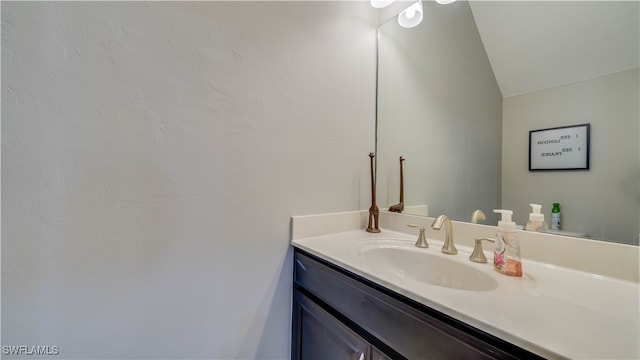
top-left (431, 215), bottom-right (457, 255)
top-left (470, 209), bottom-right (486, 224)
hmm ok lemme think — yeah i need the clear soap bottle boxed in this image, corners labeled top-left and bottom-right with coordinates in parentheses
top-left (526, 203), bottom-right (548, 232)
top-left (493, 209), bottom-right (522, 277)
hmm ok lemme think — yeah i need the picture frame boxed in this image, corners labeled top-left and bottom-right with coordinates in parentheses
top-left (529, 124), bottom-right (590, 171)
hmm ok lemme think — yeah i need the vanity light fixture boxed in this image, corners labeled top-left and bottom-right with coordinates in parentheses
top-left (398, 0), bottom-right (423, 28)
top-left (370, 0), bottom-right (395, 9)
top-left (435, 0), bottom-right (457, 4)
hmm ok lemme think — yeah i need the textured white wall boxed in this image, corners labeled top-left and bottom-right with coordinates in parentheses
top-left (1, 2), bottom-right (376, 358)
top-left (376, 0), bottom-right (502, 224)
top-left (502, 69), bottom-right (639, 245)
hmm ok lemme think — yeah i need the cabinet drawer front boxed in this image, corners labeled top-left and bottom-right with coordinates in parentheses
top-left (294, 250), bottom-right (528, 360)
top-left (294, 290), bottom-right (369, 360)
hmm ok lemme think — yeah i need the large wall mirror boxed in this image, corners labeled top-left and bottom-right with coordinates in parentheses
top-left (376, 1), bottom-right (639, 245)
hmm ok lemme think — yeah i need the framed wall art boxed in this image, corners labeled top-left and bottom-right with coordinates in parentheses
top-left (529, 124), bottom-right (590, 171)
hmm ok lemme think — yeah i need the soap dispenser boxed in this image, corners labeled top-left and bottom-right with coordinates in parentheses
top-left (493, 209), bottom-right (522, 277)
top-left (551, 202), bottom-right (561, 230)
top-left (526, 204), bottom-right (548, 232)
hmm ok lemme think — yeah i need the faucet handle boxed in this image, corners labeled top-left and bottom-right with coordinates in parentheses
top-left (470, 237), bottom-right (495, 263)
top-left (407, 224), bottom-right (428, 248)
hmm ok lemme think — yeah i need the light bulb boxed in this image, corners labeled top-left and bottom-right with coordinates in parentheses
top-left (405, 7), bottom-right (416, 18)
top-left (398, 1), bottom-right (423, 28)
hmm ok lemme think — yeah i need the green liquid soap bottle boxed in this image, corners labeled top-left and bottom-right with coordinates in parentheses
top-left (551, 203), bottom-right (561, 230)
top-left (526, 203), bottom-right (548, 232)
top-left (493, 209), bottom-right (522, 277)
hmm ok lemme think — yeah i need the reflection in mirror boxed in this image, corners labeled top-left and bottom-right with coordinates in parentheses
top-left (376, 1), bottom-right (639, 245)
top-left (377, 0), bottom-right (502, 223)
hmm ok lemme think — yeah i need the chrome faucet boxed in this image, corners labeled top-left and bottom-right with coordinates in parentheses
top-left (470, 237), bottom-right (495, 263)
top-left (431, 215), bottom-right (457, 255)
top-left (407, 224), bottom-right (428, 248)
top-left (470, 209), bottom-right (486, 224)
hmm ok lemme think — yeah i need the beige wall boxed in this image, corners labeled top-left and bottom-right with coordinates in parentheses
top-left (502, 68), bottom-right (639, 245)
top-left (1, 2), bottom-right (376, 358)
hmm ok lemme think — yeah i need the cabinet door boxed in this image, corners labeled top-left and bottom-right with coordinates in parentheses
top-left (293, 290), bottom-right (368, 360)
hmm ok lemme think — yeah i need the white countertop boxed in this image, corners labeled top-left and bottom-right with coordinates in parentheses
top-left (292, 229), bottom-right (640, 360)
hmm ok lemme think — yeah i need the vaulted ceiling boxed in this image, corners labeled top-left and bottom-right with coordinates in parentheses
top-left (468, 1), bottom-right (640, 97)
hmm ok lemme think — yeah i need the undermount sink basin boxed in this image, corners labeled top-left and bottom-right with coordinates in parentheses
top-left (359, 244), bottom-right (499, 291)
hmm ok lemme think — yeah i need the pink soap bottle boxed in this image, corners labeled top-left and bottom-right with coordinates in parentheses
top-left (493, 209), bottom-right (522, 277)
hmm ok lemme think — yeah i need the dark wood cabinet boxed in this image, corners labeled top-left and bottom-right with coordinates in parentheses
top-left (292, 248), bottom-right (544, 360)
top-left (294, 289), bottom-right (370, 360)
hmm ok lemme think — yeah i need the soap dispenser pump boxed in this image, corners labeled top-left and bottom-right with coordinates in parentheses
top-left (493, 209), bottom-right (522, 277)
top-left (526, 204), bottom-right (548, 232)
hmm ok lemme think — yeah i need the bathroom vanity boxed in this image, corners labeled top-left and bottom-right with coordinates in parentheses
top-left (290, 211), bottom-right (640, 360)
top-left (292, 249), bottom-right (541, 359)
